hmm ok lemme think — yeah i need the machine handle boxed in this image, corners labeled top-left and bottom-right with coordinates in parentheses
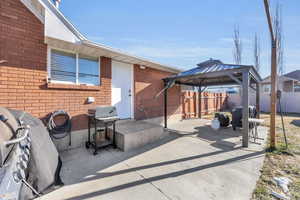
top-left (4, 126), bottom-right (30, 147)
top-left (128, 89), bottom-right (132, 97)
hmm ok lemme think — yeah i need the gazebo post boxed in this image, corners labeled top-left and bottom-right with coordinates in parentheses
top-left (242, 71), bottom-right (249, 147)
top-left (164, 82), bottom-right (168, 129)
top-left (256, 82), bottom-right (260, 119)
top-left (198, 85), bottom-right (202, 118)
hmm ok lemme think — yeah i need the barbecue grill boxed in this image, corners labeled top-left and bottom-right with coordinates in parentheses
top-left (231, 106), bottom-right (257, 130)
top-left (0, 108), bottom-right (33, 199)
top-left (86, 106), bottom-right (119, 155)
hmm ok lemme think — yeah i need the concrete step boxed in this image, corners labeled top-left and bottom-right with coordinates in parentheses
top-left (53, 119), bottom-right (170, 152)
top-left (115, 120), bottom-right (169, 151)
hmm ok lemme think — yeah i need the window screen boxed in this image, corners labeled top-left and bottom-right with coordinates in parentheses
top-left (79, 55), bottom-right (100, 85)
top-left (51, 50), bottom-right (76, 83)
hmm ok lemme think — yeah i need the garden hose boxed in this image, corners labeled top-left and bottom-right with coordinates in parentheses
top-left (47, 110), bottom-right (72, 146)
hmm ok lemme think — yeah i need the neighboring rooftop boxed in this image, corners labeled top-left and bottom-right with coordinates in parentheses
top-left (262, 70), bottom-right (300, 83)
top-left (284, 70), bottom-right (300, 81)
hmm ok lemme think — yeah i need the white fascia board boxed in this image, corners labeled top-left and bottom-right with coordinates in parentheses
top-left (81, 40), bottom-right (182, 73)
top-left (20, 0), bottom-right (45, 23)
top-left (36, 0), bottom-right (182, 73)
top-left (37, 0), bottom-right (86, 41)
top-left (44, 9), bottom-right (81, 43)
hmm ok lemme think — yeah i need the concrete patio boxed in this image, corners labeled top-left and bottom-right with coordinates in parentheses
top-left (39, 119), bottom-right (267, 200)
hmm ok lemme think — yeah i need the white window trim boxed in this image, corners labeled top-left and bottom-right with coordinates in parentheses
top-left (76, 53), bottom-right (79, 84)
top-left (20, 0), bottom-right (45, 24)
top-left (98, 57), bottom-right (101, 85)
top-left (47, 47), bottom-right (101, 86)
top-left (131, 64), bottom-right (134, 119)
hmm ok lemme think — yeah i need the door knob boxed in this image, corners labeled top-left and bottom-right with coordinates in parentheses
top-left (128, 89), bottom-right (132, 97)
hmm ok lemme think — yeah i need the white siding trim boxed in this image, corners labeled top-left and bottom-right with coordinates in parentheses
top-left (20, 0), bottom-right (45, 23)
top-left (75, 53), bottom-right (79, 84)
top-left (38, 0), bottom-right (86, 40)
top-left (131, 65), bottom-right (134, 119)
top-left (47, 46), bottom-right (51, 80)
top-left (98, 57), bottom-right (101, 85)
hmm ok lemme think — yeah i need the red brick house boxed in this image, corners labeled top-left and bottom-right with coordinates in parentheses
top-left (0, 0), bottom-right (182, 135)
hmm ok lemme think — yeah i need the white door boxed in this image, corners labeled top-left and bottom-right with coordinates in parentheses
top-left (112, 61), bottom-right (133, 119)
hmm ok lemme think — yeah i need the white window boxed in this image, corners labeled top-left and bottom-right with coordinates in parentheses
top-left (51, 50), bottom-right (76, 83)
top-left (50, 49), bottom-right (100, 85)
top-left (79, 55), bottom-right (100, 85)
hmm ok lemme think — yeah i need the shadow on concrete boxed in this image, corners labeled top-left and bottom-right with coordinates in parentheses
top-left (53, 118), bottom-right (266, 200)
top-left (65, 149), bottom-right (264, 200)
top-left (61, 131), bottom-right (180, 184)
top-left (61, 122), bottom-right (244, 185)
top-left (194, 125), bottom-right (241, 150)
top-left (79, 146), bottom-right (243, 182)
top-left (166, 123), bottom-right (242, 151)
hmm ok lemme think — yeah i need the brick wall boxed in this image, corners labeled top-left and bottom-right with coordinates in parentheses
top-left (0, 0), bottom-right (112, 131)
top-left (134, 64), bottom-right (181, 120)
top-left (0, 0), bottom-right (183, 131)
top-left (0, 0), bottom-right (46, 70)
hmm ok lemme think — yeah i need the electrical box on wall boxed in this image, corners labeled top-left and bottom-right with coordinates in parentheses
top-left (87, 97), bottom-right (95, 104)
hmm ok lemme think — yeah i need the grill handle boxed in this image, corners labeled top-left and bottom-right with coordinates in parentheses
top-left (4, 125), bottom-right (30, 147)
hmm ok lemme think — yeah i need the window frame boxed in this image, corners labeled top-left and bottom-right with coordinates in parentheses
top-left (78, 54), bottom-right (101, 86)
top-left (47, 47), bottom-right (101, 86)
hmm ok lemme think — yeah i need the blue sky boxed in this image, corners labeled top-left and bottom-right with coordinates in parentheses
top-left (60, 0), bottom-right (299, 78)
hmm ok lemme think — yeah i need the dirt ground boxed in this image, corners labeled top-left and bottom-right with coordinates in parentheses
top-left (251, 113), bottom-right (300, 200)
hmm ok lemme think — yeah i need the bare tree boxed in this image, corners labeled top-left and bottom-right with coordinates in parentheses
top-left (233, 25), bottom-right (243, 65)
top-left (273, 3), bottom-right (284, 75)
top-left (253, 33), bottom-right (261, 73)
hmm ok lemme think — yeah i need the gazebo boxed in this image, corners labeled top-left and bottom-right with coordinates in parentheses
top-left (163, 59), bottom-right (262, 147)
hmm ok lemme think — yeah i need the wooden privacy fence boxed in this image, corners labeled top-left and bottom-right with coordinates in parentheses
top-left (182, 91), bottom-right (228, 119)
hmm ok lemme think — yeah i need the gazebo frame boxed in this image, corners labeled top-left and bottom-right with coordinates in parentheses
top-left (163, 60), bottom-right (262, 147)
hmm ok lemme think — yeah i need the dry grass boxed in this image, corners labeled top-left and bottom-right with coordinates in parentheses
top-left (252, 113), bottom-right (300, 200)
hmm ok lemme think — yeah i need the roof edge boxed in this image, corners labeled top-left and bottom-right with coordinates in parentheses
top-left (37, 0), bottom-right (183, 73)
top-left (38, 0), bottom-right (87, 40)
top-left (82, 40), bottom-right (182, 73)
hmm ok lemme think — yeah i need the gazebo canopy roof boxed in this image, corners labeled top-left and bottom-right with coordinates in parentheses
top-left (163, 59), bottom-right (262, 87)
top-left (162, 59), bottom-right (262, 148)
